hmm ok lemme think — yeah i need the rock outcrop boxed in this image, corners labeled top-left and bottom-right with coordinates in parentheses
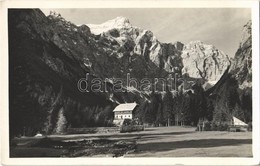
top-left (181, 41), bottom-right (230, 82)
top-left (86, 17), bottom-right (228, 80)
top-left (232, 20), bottom-right (252, 89)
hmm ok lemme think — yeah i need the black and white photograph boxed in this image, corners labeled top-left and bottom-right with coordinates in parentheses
top-left (1, 0), bottom-right (259, 165)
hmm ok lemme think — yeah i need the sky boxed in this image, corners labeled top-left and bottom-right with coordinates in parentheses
top-left (41, 8), bottom-right (251, 57)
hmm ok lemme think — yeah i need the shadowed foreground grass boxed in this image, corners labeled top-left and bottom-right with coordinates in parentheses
top-left (10, 126), bottom-right (252, 157)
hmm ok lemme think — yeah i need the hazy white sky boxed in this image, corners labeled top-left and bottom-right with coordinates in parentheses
top-left (41, 8), bottom-right (251, 57)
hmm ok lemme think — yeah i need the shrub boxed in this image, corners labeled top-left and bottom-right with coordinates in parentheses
top-left (196, 121), bottom-right (211, 131)
top-left (196, 121), bottom-right (230, 131)
top-left (211, 122), bottom-right (218, 131)
top-left (218, 123), bottom-right (229, 131)
top-left (203, 121), bottom-right (211, 131)
top-left (122, 119), bottom-right (132, 126)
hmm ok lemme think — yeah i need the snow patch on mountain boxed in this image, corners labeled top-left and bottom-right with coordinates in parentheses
top-left (86, 17), bottom-right (231, 84)
top-left (86, 16), bottom-right (132, 35)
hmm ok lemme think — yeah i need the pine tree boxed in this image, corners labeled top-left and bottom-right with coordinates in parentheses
top-left (213, 99), bottom-right (231, 122)
top-left (155, 103), bottom-right (164, 126)
top-left (232, 103), bottom-right (246, 122)
top-left (55, 107), bottom-right (67, 134)
top-left (162, 90), bottom-right (173, 126)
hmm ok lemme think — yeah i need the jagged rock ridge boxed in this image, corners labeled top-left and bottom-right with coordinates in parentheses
top-left (86, 17), bottom-right (230, 82)
top-left (232, 20), bottom-right (252, 89)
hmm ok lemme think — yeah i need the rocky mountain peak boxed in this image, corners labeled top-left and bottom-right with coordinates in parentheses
top-left (87, 16), bottom-right (132, 35)
top-left (112, 16), bottom-right (131, 25)
top-left (85, 16), bottom-right (231, 85)
top-left (240, 20), bottom-right (252, 49)
top-left (183, 40), bottom-right (216, 55)
top-left (181, 40), bottom-right (230, 83)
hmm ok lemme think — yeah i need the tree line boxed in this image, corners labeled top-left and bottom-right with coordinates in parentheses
top-left (134, 80), bottom-right (252, 127)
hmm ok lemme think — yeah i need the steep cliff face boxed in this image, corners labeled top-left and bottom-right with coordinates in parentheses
top-left (9, 9), bottom-right (115, 136)
top-left (87, 16), bottom-right (184, 74)
top-left (207, 20), bottom-right (252, 94)
top-left (205, 21), bottom-right (252, 123)
top-left (86, 17), bottom-right (229, 80)
top-left (181, 41), bottom-right (230, 82)
top-left (232, 20), bottom-right (252, 89)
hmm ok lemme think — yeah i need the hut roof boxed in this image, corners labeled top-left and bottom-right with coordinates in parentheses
top-left (113, 103), bottom-right (137, 112)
